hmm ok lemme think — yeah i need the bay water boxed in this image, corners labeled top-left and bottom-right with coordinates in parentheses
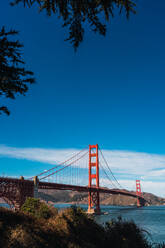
top-left (54, 204), bottom-right (165, 244)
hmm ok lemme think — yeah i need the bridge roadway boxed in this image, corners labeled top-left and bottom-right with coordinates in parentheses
top-left (0, 177), bottom-right (145, 207)
top-left (39, 181), bottom-right (144, 201)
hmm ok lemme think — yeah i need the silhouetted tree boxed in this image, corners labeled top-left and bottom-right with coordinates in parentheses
top-left (11, 0), bottom-right (136, 49)
top-left (0, 26), bottom-right (35, 115)
top-left (1, 1), bottom-right (135, 115)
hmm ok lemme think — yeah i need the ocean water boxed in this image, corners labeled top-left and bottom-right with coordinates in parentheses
top-left (54, 204), bottom-right (165, 244)
top-left (1, 203), bottom-right (165, 243)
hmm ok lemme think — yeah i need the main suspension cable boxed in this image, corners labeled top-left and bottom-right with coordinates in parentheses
top-left (29, 146), bottom-right (88, 180)
top-left (40, 150), bottom-right (89, 181)
top-left (98, 146), bottom-right (123, 189)
top-left (99, 161), bottom-right (119, 189)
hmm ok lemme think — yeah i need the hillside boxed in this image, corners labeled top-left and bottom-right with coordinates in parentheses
top-left (38, 189), bottom-right (165, 206)
top-left (0, 203), bottom-right (159, 248)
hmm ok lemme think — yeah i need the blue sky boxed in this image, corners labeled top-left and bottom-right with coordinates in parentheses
top-left (0, 1), bottom-right (165, 196)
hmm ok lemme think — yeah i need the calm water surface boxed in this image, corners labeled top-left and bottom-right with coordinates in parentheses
top-left (54, 204), bottom-right (165, 243)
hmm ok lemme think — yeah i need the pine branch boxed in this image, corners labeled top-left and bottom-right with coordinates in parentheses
top-left (10, 0), bottom-right (136, 49)
top-left (0, 26), bottom-right (35, 115)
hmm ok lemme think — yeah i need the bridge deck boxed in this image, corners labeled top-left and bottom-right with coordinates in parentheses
top-left (0, 177), bottom-right (144, 201)
top-left (38, 181), bottom-right (144, 200)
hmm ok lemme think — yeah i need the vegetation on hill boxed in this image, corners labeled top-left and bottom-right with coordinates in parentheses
top-left (38, 189), bottom-right (165, 206)
top-left (21, 197), bottom-right (58, 219)
top-left (0, 198), bottom-right (165, 248)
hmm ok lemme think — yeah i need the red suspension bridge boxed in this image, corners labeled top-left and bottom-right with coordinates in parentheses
top-left (0, 144), bottom-right (145, 213)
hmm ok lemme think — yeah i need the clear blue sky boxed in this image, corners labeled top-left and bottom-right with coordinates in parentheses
top-left (0, 1), bottom-right (165, 191)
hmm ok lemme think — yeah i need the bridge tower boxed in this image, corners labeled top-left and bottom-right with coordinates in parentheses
top-left (88, 144), bottom-right (101, 214)
top-left (136, 180), bottom-right (142, 207)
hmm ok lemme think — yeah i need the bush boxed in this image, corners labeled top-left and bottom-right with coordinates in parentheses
top-left (104, 216), bottom-right (150, 248)
top-left (21, 198), bottom-right (58, 219)
top-left (51, 206), bottom-right (105, 248)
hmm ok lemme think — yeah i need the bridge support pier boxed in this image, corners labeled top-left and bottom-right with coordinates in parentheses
top-left (88, 191), bottom-right (100, 214)
top-left (0, 176), bottom-right (34, 211)
top-left (87, 145), bottom-right (101, 214)
top-left (14, 176), bottom-right (32, 210)
top-left (33, 176), bottom-right (39, 198)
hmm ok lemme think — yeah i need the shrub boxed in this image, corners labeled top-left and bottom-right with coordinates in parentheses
top-left (52, 206), bottom-right (105, 248)
top-left (21, 198), bottom-right (58, 219)
top-left (104, 216), bottom-right (151, 248)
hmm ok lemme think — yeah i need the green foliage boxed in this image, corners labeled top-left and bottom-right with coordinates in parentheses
top-left (0, 26), bottom-right (35, 115)
top-left (10, 0), bottom-right (136, 49)
top-left (21, 197), bottom-right (58, 219)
